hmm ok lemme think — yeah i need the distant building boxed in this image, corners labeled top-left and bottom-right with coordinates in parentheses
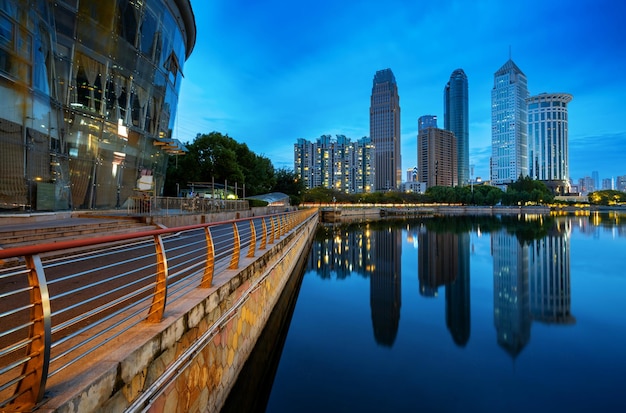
top-left (403, 181), bottom-right (427, 194)
top-left (370, 69), bottom-right (401, 191)
top-left (527, 93), bottom-right (573, 194)
top-left (592, 171), bottom-right (600, 191)
top-left (617, 175), bottom-right (626, 192)
top-left (293, 135), bottom-right (374, 194)
top-left (491, 59), bottom-right (529, 186)
top-left (417, 125), bottom-right (458, 187)
top-left (406, 167), bottom-right (418, 183)
top-left (602, 178), bottom-right (613, 190)
top-left (578, 176), bottom-right (595, 195)
top-left (444, 69), bottom-right (469, 186)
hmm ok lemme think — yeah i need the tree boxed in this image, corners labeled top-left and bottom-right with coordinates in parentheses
top-left (164, 132), bottom-right (276, 197)
top-left (272, 168), bottom-right (306, 205)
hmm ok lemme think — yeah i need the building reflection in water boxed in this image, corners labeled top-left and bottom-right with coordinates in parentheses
top-left (445, 232), bottom-right (471, 347)
top-left (369, 224), bottom-right (402, 346)
top-left (308, 215), bottom-right (575, 353)
top-left (529, 219), bottom-right (575, 325)
top-left (492, 216), bottom-right (575, 358)
top-left (309, 222), bottom-right (402, 346)
top-left (492, 228), bottom-right (531, 358)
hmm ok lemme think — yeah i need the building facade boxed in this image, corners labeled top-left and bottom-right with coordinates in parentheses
top-left (370, 68), bottom-right (401, 191)
top-left (527, 93), bottom-right (573, 194)
top-left (417, 122), bottom-right (458, 188)
top-left (294, 135), bottom-right (374, 194)
top-left (444, 68), bottom-right (469, 186)
top-left (491, 59), bottom-right (529, 186)
top-left (0, 0), bottom-right (195, 211)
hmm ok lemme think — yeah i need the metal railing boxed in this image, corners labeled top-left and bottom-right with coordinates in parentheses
top-left (0, 208), bottom-right (317, 410)
top-left (126, 196), bottom-right (249, 216)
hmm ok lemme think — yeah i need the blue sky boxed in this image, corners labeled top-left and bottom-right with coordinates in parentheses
top-left (176, 0), bottom-right (626, 183)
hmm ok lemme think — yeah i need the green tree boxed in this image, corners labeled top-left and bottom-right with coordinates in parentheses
top-left (272, 168), bottom-right (306, 205)
top-left (164, 131), bottom-right (276, 197)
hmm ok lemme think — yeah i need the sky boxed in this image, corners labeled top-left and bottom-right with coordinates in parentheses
top-left (176, 0), bottom-right (626, 184)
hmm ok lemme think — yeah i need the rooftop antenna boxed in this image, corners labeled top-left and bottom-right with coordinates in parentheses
top-left (509, 45), bottom-right (512, 60)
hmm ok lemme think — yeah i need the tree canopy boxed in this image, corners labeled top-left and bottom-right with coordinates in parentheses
top-left (164, 132), bottom-right (275, 197)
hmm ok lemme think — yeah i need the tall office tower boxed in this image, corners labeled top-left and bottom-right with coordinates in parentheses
top-left (418, 115), bottom-right (438, 131)
top-left (601, 178), bottom-right (613, 190)
top-left (417, 125), bottom-right (458, 187)
top-left (491, 59), bottom-right (529, 186)
top-left (370, 69), bottom-right (401, 191)
top-left (444, 69), bottom-right (469, 186)
top-left (527, 93), bottom-right (573, 194)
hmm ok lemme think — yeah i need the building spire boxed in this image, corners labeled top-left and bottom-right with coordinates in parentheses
top-left (509, 45), bottom-right (512, 60)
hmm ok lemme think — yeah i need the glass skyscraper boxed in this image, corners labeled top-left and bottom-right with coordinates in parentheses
top-left (0, 0), bottom-right (195, 211)
top-left (491, 59), bottom-right (529, 186)
top-left (444, 69), bottom-right (469, 186)
top-left (527, 93), bottom-right (573, 194)
top-left (370, 68), bottom-right (401, 191)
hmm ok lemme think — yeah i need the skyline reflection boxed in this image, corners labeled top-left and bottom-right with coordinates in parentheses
top-left (307, 214), bottom-right (618, 350)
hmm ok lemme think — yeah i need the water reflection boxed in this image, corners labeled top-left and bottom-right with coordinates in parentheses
top-left (309, 214), bottom-right (602, 352)
top-left (225, 212), bottom-right (626, 413)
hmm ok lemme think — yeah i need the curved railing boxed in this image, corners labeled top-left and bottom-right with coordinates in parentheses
top-left (0, 208), bottom-right (317, 410)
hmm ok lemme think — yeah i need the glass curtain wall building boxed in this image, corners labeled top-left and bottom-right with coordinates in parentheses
top-left (370, 68), bottom-right (400, 191)
top-left (0, 0), bottom-right (195, 211)
top-left (491, 59), bottom-right (529, 186)
top-left (444, 69), bottom-right (469, 186)
top-left (527, 93), bottom-right (573, 194)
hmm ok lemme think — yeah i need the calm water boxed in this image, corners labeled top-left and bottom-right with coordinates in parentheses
top-left (226, 213), bottom-right (626, 413)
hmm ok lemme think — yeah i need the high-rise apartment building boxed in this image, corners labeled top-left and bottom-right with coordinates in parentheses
top-left (617, 175), bottom-right (626, 192)
top-left (0, 0), bottom-right (195, 210)
top-left (527, 93), bottom-right (573, 194)
top-left (370, 69), bottom-right (401, 191)
top-left (417, 121), bottom-right (458, 188)
top-left (491, 59), bottom-right (529, 186)
top-left (293, 135), bottom-right (374, 193)
top-left (444, 69), bottom-right (469, 186)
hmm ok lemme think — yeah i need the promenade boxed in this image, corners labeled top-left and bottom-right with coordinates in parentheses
top-left (0, 208), bottom-right (318, 412)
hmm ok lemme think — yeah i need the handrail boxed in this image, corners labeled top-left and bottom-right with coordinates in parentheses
top-left (0, 208), bottom-right (318, 410)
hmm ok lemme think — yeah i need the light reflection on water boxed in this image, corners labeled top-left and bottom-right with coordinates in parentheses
top-left (227, 213), bottom-right (626, 413)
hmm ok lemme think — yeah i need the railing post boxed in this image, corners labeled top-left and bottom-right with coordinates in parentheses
top-left (259, 218), bottom-right (267, 250)
top-left (269, 216), bottom-right (275, 244)
top-left (247, 220), bottom-right (256, 258)
top-left (260, 218), bottom-right (267, 250)
top-left (200, 227), bottom-right (215, 288)
top-left (13, 255), bottom-right (51, 409)
top-left (147, 234), bottom-right (168, 322)
top-left (230, 222), bottom-right (240, 269)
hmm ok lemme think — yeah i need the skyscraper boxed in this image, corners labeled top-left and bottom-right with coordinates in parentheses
top-left (527, 93), bottom-right (573, 194)
top-left (417, 122), bottom-right (458, 188)
top-left (491, 59), bottom-right (529, 186)
top-left (370, 69), bottom-right (401, 191)
top-left (444, 69), bottom-right (469, 186)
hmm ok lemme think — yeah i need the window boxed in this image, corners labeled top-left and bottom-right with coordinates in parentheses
top-left (0, 14), bottom-right (13, 48)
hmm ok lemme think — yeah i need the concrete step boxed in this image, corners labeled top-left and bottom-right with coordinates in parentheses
top-left (0, 219), bottom-right (155, 248)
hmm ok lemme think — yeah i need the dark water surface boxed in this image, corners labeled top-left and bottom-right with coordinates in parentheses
top-left (224, 213), bottom-right (626, 413)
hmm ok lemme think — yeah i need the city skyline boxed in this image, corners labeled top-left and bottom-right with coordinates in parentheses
top-left (178, 0), bottom-right (626, 183)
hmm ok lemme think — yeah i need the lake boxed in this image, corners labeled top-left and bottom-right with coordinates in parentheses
top-left (224, 212), bottom-right (626, 413)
